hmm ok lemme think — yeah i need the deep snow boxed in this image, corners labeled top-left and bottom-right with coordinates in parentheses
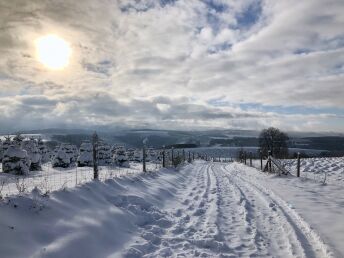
top-left (0, 161), bottom-right (342, 257)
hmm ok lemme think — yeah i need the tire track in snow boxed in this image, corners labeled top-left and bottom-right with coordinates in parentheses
top-left (219, 165), bottom-right (305, 257)
top-left (122, 162), bottom-right (333, 257)
top-left (164, 163), bottom-right (233, 257)
top-left (212, 164), bottom-right (266, 257)
top-left (222, 163), bottom-right (334, 258)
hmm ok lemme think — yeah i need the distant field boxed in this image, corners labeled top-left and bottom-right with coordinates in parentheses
top-left (182, 146), bottom-right (328, 158)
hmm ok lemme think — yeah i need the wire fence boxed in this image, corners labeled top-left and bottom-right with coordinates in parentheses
top-left (0, 160), bottom-right (164, 198)
top-left (0, 148), bottom-right (207, 198)
top-left (248, 156), bottom-right (344, 185)
top-left (3, 146), bottom-right (340, 198)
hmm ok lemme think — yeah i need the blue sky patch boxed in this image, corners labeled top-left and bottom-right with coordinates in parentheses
top-left (120, 0), bottom-right (177, 12)
top-left (201, 0), bottom-right (228, 13)
top-left (236, 1), bottom-right (262, 28)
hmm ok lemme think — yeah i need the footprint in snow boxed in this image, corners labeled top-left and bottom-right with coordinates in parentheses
top-left (269, 202), bottom-right (277, 211)
top-left (193, 208), bottom-right (206, 216)
top-left (182, 199), bottom-right (190, 205)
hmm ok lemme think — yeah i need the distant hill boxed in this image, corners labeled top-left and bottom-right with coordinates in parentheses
top-left (2, 128), bottom-right (343, 154)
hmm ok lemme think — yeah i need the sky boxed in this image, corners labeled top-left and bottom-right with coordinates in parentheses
top-left (0, 0), bottom-right (343, 133)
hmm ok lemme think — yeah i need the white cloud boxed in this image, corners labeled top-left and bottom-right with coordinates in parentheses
top-left (0, 0), bottom-right (343, 133)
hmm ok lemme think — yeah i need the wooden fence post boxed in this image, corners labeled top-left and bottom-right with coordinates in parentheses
top-left (162, 147), bottom-right (166, 168)
top-left (143, 145), bottom-right (146, 172)
top-left (297, 152), bottom-right (301, 177)
top-left (92, 132), bottom-right (99, 180)
top-left (260, 151), bottom-right (263, 171)
top-left (171, 147), bottom-right (174, 167)
top-left (268, 150), bottom-right (272, 173)
top-left (249, 152), bottom-right (252, 167)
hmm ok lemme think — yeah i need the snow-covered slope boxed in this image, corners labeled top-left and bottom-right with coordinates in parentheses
top-left (283, 157), bottom-right (344, 184)
top-left (0, 161), bottom-right (341, 257)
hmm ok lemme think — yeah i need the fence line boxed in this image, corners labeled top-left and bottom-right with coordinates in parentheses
top-left (243, 154), bottom-right (344, 185)
top-left (0, 161), bottom-right (163, 198)
top-left (0, 148), bottom-right (227, 198)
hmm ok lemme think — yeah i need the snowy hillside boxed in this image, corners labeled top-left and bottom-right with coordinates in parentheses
top-left (283, 157), bottom-right (344, 184)
top-left (1, 161), bottom-right (343, 257)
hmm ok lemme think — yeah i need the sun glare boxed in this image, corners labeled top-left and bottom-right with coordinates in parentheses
top-left (36, 35), bottom-right (72, 70)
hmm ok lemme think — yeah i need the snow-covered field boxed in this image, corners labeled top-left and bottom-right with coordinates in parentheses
top-left (1, 161), bottom-right (343, 257)
top-left (252, 157), bottom-right (344, 185)
top-left (284, 157), bottom-right (344, 184)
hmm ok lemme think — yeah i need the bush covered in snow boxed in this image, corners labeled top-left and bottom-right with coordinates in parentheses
top-left (21, 138), bottom-right (42, 171)
top-left (52, 143), bottom-right (76, 168)
top-left (37, 138), bottom-right (50, 163)
top-left (2, 145), bottom-right (31, 175)
top-left (71, 145), bottom-right (79, 163)
top-left (111, 145), bottom-right (120, 156)
top-left (133, 149), bottom-right (142, 162)
top-left (77, 141), bottom-right (93, 167)
top-left (98, 143), bottom-right (112, 166)
top-left (147, 148), bottom-right (159, 163)
top-left (1, 137), bottom-right (12, 161)
top-left (113, 146), bottom-right (130, 167)
top-left (50, 146), bottom-right (59, 161)
top-left (12, 134), bottom-right (24, 147)
top-left (126, 148), bottom-right (135, 161)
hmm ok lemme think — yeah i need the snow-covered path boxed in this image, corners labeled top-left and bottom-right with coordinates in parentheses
top-left (0, 161), bottom-right (336, 258)
top-left (122, 162), bottom-right (333, 257)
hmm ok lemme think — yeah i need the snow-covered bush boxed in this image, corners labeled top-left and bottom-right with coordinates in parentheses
top-left (172, 155), bottom-right (184, 167)
top-left (126, 148), bottom-right (135, 161)
top-left (1, 137), bottom-right (12, 162)
top-left (71, 145), bottom-right (79, 163)
top-left (12, 134), bottom-right (24, 147)
top-left (111, 145), bottom-right (120, 156)
top-left (144, 148), bottom-right (151, 162)
top-left (98, 143), bottom-right (112, 166)
top-left (37, 138), bottom-right (50, 163)
top-left (147, 148), bottom-right (158, 163)
top-left (52, 143), bottom-right (75, 168)
top-left (113, 146), bottom-right (130, 167)
top-left (2, 145), bottom-right (31, 175)
top-left (50, 146), bottom-right (59, 161)
top-left (133, 149), bottom-right (142, 162)
top-left (21, 138), bottom-right (42, 170)
top-left (77, 141), bottom-right (93, 167)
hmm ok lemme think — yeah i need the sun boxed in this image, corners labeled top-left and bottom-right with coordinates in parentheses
top-left (36, 35), bottom-right (72, 70)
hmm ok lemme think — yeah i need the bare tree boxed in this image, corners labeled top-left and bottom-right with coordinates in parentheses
top-left (258, 127), bottom-right (289, 159)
